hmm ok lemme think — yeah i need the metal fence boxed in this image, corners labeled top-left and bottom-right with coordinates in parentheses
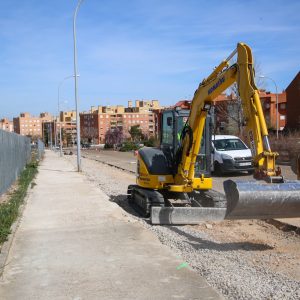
top-left (37, 139), bottom-right (45, 161)
top-left (0, 129), bottom-right (31, 196)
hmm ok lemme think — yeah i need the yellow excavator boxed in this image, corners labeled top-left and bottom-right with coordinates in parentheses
top-left (127, 42), bottom-right (300, 225)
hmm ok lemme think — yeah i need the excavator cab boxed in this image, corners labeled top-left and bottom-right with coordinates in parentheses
top-left (160, 107), bottom-right (212, 177)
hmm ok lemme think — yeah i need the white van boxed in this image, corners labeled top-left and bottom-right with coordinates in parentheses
top-left (211, 135), bottom-right (254, 175)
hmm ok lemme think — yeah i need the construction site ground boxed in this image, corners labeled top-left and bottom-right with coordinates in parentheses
top-left (81, 149), bottom-right (300, 229)
top-left (76, 149), bottom-right (300, 299)
top-left (0, 149), bottom-right (299, 299)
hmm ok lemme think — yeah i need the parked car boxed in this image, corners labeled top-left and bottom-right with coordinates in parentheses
top-left (211, 135), bottom-right (254, 175)
top-left (81, 143), bottom-right (91, 149)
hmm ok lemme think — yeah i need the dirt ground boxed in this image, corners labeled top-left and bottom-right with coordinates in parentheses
top-left (192, 220), bottom-right (300, 281)
top-left (0, 183), bottom-right (18, 205)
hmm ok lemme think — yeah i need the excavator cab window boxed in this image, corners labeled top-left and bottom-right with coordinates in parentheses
top-left (161, 109), bottom-right (190, 152)
top-left (194, 113), bottom-right (213, 177)
top-left (160, 108), bottom-right (212, 177)
top-left (161, 111), bottom-right (173, 146)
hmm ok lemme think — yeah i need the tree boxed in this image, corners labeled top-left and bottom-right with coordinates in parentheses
top-left (143, 136), bottom-right (158, 147)
top-left (129, 125), bottom-right (142, 142)
top-left (105, 127), bottom-right (124, 147)
top-left (214, 57), bottom-right (266, 135)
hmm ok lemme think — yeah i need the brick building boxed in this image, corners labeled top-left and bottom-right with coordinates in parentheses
top-left (212, 91), bottom-right (287, 134)
top-left (0, 118), bottom-right (13, 132)
top-left (80, 100), bottom-right (161, 144)
top-left (13, 112), bottom-right (53, 138)
top-left (259, 90), bottom-right (287, 131)
top-left (286, 72), bottom-right (300, 130)
top-left (57, 110), bottom-right (77, 146)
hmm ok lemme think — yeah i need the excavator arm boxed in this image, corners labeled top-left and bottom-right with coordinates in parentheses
top-left (174, 43), bottom-right (280, 189)
top-left (150, 43), bottom-right (300, 224)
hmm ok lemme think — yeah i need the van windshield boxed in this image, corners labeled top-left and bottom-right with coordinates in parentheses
top-left (213, 138), bottom-right (248, 151)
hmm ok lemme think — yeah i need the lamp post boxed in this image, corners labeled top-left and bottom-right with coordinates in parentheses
top-left (58, 75), bottom-right (77, 157)
top-left (54, 117), bottom-right (57, 151)
top-left (258, 75), bottom-right (279, 139)
top-left (73, 0), bottom-right (84, 172)
top-left (49, 122), bottom-right (53, 149)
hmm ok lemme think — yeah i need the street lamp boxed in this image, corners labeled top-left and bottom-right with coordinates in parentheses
top-left (73, 0), bottom-right (84, 172)
top-left (258, 75), bottom-right (279, 139)
top-left (58, 75), bottom-right (78, 157)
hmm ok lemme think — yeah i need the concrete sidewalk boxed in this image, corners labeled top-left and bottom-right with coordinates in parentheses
top-left (0, 151), bottom-right (222, 300)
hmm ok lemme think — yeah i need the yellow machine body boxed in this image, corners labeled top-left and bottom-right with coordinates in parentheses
top-left (136, 151), bottom-right (212, 192)
top-left (128, 42), bottom-right (300, 224)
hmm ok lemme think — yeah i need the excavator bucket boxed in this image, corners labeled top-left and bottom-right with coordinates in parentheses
top-left (224, 180), bottom-right (300, 219)
top-left (150, 180), bottom-right (300, 225)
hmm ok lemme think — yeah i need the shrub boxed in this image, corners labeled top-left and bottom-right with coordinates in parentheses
top-left (269, 131), bottom-right (300, 163)
top-left (119, 141), bottom-right (140, 152)
top-left (104, 143), bottom-right (113, 149)
top-left (0, 162), bottom-right (38, 244)
top-left (143, 137), bottom-right (159, 147)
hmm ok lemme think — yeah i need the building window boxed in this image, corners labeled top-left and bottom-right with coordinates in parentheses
top-left (280, 103), bottom-right (286, 109)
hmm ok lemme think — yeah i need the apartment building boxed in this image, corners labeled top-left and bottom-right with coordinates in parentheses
top-left (13, 112), bottom-right (53, 138)
top-left (57, 110), bottom-right (77, 146)
top-left (212, 91), bottom-right (287, 133)
top-left (257, 90), bottom-right (286, 130)
top-left (0, 118), bottom-right (13, 132)
top-left (80, 100), bottom-right (161, 144)
top-left (60, 110), bottom-right (76, 123)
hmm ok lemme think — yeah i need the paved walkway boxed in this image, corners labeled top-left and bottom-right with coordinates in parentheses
top-left (0, 151), bottom-right (222, 300)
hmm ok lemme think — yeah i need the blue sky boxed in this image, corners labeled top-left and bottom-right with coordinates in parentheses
top-left (0, 0), bottom-right (299, 119)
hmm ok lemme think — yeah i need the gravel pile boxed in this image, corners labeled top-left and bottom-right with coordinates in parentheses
top-left (66, 155), bottom-right (300, 300)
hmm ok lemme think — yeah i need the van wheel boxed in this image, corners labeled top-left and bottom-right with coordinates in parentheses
top-left (214, 162), bottom-right (223, 176)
